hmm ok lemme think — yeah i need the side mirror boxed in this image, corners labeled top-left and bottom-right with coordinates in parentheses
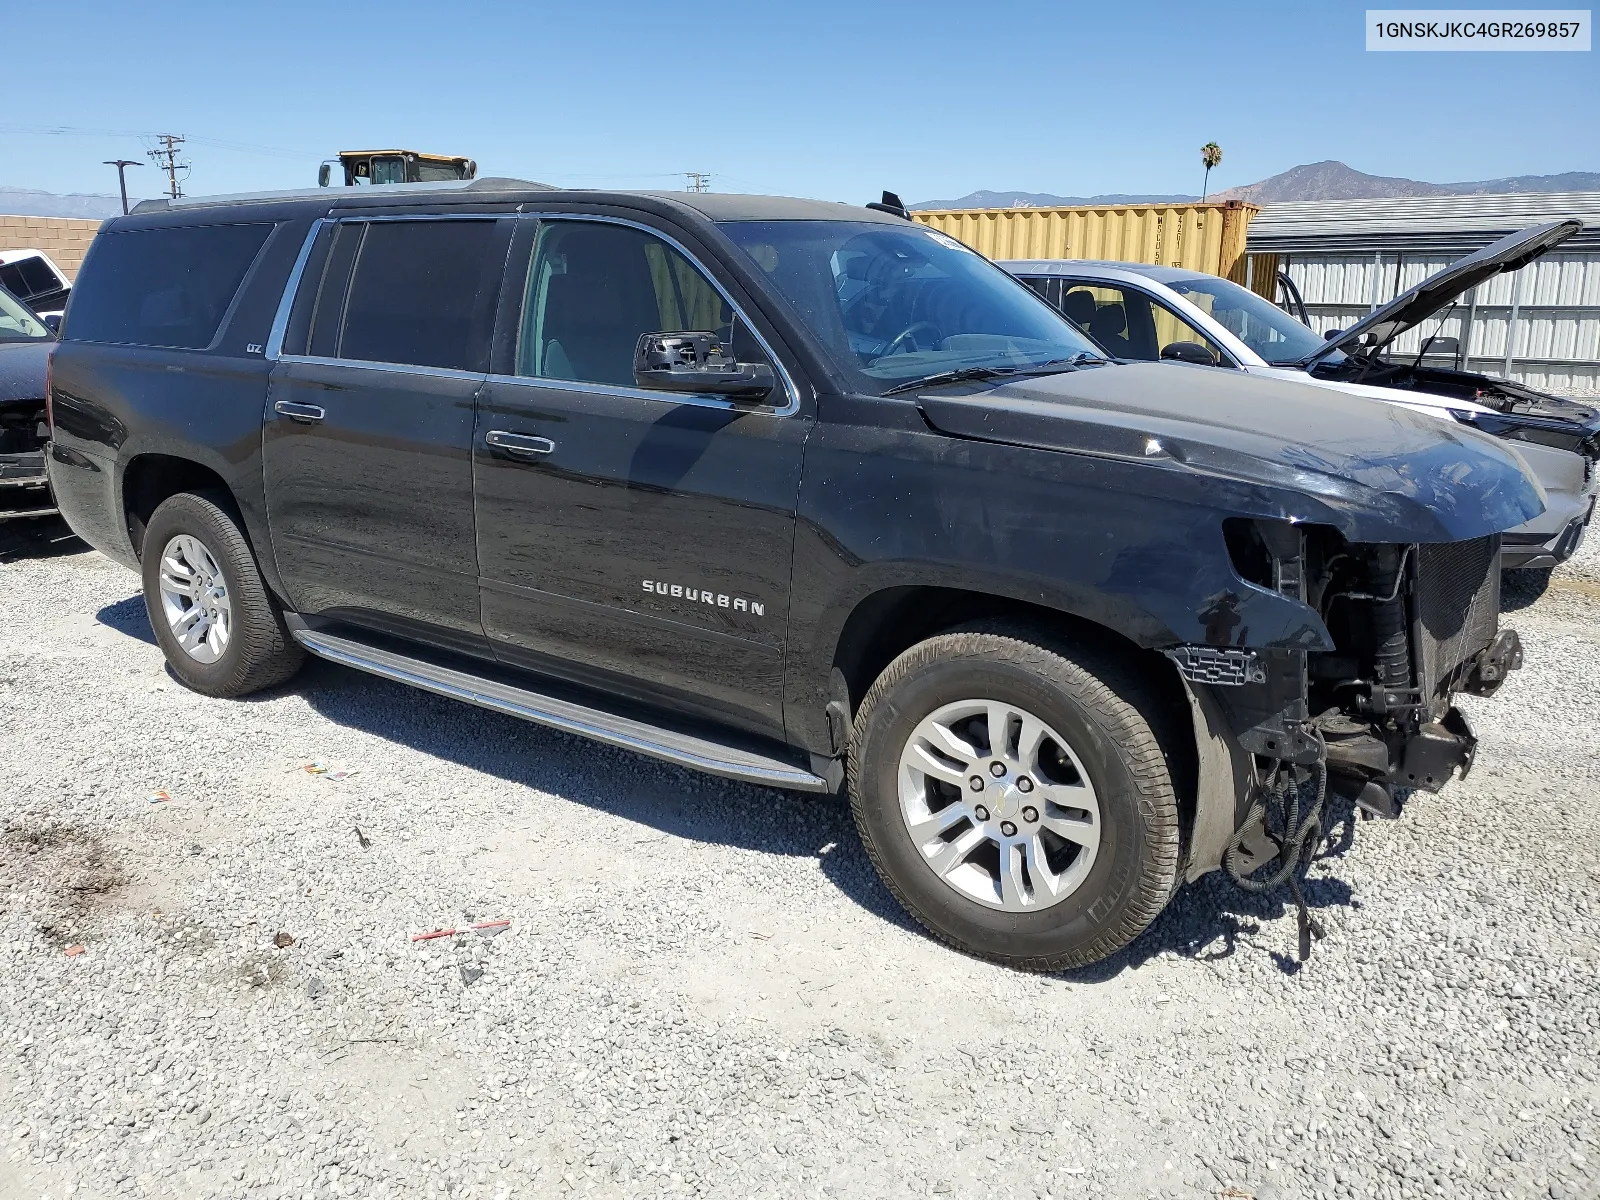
top-left (317, 163), bottom-right (331, 188)
top-left (1322, 328), bottom-right (1345, 340)
top-left (1159, 340), bottom-right (1218, 366)
top-left (634, 332), bottom-right (775, 400)
top-left (42, 313), bottom-right (62, 335)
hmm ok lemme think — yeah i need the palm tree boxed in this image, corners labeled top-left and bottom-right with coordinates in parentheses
top-left (1200, 142), bottom-right (1223, 202)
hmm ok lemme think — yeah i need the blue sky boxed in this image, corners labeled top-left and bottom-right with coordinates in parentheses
top-left (4, 0), bottom-right (1596, 204)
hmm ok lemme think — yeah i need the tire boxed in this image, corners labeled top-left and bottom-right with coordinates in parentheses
top-left (140, 491), bottom-right (303, 697)
top-left (848, 624), bottom-right (1180, 971)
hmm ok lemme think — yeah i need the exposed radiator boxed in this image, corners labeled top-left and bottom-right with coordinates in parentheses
top-left (1412, 536), bottom-right (1500, 701)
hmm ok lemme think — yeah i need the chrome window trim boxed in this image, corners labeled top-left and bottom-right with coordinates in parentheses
top-left (266, 210), bottom-right (799, 412)
top-left (265, 213), bottom-right (510, 363)
top-left (482, 371), bottom-right (784, 414)
top-left (327, 212), bottom-right (507, 223)
top-left (275, 353), bottom-right (486, 383)
top-left (265, 219), bottom-right (326, 361)
top-left (509, 212), bottom-right (801, 418)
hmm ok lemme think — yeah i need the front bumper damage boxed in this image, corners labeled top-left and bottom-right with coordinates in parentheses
top-left (0, 393), bottom-right (54, 521)
top-left (0, 450), bottom-right (55, 521)
top-left (1167, 526), bottom-right (1522, 958)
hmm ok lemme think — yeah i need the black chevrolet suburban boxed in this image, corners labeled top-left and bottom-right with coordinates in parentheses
top-left (48, 180), bottom-right (1542, 969)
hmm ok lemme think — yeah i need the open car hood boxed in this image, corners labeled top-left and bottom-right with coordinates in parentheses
top-left (915, 362), bottom-right (1545, 544)
top-left (1307, 218), bottom-right (1582, 364)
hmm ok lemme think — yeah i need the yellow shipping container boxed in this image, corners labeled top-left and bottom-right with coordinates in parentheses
top-left (912, 200), bottom-right (1260, 286)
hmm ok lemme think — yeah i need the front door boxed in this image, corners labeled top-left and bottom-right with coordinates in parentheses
top-left (263, 215), bottom-right (513, 652)
top-left (1046, 278), bottom-right (1227, 364)
top-left (473, 216), bottom-right (809, 738)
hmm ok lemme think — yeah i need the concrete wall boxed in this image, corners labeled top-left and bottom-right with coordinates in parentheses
top-left (0, 215), bottom-right (104, 279)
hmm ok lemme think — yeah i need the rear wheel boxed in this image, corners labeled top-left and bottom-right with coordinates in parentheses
top-left (141, 492), bottom-right (303, 697)
top-left (848, 626), bottom-right (1180, 970)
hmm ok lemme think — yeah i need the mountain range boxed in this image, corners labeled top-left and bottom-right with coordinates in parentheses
top-left (5, 159), bottom-right (1598, 218)
top-left (0, 187), bottom-right (137, 219)
top-left (911, 160), bottom-right (1600, 210)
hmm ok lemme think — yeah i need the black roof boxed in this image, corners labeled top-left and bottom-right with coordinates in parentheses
top-left (128, 179), bottom-right (905, 225)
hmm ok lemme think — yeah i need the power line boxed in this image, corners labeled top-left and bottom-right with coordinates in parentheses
top-left (683, 171), bottom-right (711, 193)
top-left (146, 133), bottom-right (189, 200)
top-left (0, 124), bottom-right (316, 162)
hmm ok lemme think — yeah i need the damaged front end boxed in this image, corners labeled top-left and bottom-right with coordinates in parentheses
top-left (0, 396), bottom-right (54, 521)
top-left (1167, 519), bottom-right (1521, 955)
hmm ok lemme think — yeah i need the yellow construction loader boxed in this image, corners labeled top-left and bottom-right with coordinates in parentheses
top-left (317, 150), bottom-right (477, 187)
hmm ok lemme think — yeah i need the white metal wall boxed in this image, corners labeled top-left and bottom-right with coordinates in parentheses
top-left (1283, 250), bottom-right (1600, 394)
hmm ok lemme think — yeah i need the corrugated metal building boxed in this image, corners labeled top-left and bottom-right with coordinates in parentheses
top-left (1246, 192), bottom-right (1600, 394)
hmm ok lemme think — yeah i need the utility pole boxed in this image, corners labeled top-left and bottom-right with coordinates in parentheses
top-left (103, 160), bottom-right (142, 215)
top-left (147, 134), bottom-right (189, 200)
top-left (683, 172), bottom-right (710, 193)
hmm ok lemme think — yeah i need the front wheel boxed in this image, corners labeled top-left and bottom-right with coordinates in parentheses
top-left (848, 626), bottom-right (1180, 971)
top-left (141, 492), bottom-right (304, 697)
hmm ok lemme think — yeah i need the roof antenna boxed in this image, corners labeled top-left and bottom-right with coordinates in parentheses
top-left (866, 190), bottom-right (912, 221)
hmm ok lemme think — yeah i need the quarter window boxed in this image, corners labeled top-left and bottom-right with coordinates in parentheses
top-left (333, 219), bottom-right (508, 372)
top-left (515, 221), bottom-right (752, 387)
top-left (63, 223), bottom-right (273, 349)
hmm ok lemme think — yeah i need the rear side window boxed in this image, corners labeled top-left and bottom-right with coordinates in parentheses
top-left (65, 223), bottom-right (273, 349)
top-left (333, 220), bottom-right (507, 372)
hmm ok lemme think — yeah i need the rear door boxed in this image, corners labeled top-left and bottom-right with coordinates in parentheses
top-left (471, 215), bottom-right (810, 738)
top-left (263, 215), bottom-right (513, 653)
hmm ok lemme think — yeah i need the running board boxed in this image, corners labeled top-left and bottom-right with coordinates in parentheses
top-left (290, 627), bottom-right (832, 793)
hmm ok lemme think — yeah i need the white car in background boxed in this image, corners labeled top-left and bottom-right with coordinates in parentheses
top-left (0, 249), bottom-right (71, 323)
top-left (1004, 221), bottom-right (1600, 571)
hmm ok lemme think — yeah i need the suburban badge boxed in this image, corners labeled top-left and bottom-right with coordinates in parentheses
top-left (642, 579), bottom-right (764, 616)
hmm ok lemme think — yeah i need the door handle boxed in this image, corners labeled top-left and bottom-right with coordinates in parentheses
top-left (274, 400), bottom-right (326, 424)
top-left (485, 430), bottom-right (556, 458)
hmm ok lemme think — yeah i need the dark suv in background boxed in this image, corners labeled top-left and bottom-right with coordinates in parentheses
top-left (48, 180), bottom-right (1541, 969)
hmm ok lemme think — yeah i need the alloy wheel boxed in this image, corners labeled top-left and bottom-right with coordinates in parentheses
top-left (896, 698), bottom-right (1100, 911)
top-left (157, 534), bottom-right (233, 664)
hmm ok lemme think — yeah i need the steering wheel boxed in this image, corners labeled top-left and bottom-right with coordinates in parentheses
top-left (881, 321), bottom-right (942, 358)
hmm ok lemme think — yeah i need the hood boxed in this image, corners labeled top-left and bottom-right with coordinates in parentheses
top-left (1253, 361), bottom-right (1600, 467)
top-left (916, 361), bottom-right (1546, 544)
top-left (1308, 219), bottom-right (1581, 365)
top-left (1249, 363), bottom-right (1498, 418)
top-left (0, 339), bottom-right (51, 405)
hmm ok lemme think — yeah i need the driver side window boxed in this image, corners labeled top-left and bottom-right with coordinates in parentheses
top-left (516, 221), bottom-right (763, 387)
top-left (1055, 281), bottom-right (1222, 363)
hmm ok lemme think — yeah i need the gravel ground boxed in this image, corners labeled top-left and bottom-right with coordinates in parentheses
top-left (1, 520), bottom-right (1596, 1200)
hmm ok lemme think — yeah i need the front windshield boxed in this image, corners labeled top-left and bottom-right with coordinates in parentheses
top-left (0, 287), bottom-right (51, 342)
top-left (720, 220), bottom-right (1103, 392)
top-left (1162, 273), bottom-right (1338, 366)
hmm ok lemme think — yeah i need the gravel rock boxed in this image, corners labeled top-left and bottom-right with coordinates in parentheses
top-left (1, 523), bottom-right (1597, 1199)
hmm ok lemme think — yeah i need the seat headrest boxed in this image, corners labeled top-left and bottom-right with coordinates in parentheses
top-left (1090, 302), bottom-right (1127, 337)
top-left (1061, 289), bottom-right (1097, 326)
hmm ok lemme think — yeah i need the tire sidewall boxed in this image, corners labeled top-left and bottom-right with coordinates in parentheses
top-left (855, 649), bottom-right (1168, 963)
top-left (141, 497), bottom-right (253, 692)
